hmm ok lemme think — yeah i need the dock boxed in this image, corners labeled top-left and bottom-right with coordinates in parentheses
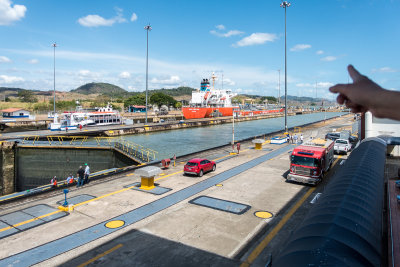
top-left (0, 115), bottom-right (367, 266)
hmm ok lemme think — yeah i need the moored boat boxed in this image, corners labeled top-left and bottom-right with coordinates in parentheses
top-left (49, 103), bottom-right (122, 131)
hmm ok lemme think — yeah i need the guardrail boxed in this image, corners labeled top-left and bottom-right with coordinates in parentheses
top-left (18, 135), bottom-right (158, 163)
top-left (114, 140), bottom-right (158, 162)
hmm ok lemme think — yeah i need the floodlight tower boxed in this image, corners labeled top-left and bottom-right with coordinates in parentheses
top-left (280, 1), bottom-right (291, 132)
top-left (144, 24), bottom-right (152, 124)
top-left (52, 42), bottom-right (57, 115)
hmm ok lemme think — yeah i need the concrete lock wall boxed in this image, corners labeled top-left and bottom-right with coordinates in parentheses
top-left (16, 147), bottom-right (136, 191)
top-left (0, 141), bottom-right (16, 195)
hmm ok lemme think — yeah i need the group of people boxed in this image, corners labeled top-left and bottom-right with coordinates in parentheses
top-left (49, 163), bottom-right (90, 189)
top-left (77, 163), bottom-right (90, 188)
top-left (286, 133), bottom-right (304, 144)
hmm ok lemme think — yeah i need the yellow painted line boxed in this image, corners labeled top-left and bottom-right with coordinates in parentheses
top-left (125, 173), bottom-right (135, 177)
top-left (155, 170), bottom-right (183, 181)
top-left (0, 210), bottom-right (62, 233)
top-left (240, 156), bottom-right (342, 267)
top-left (77, 243), bottom-right (123, 267)
top-left (73, 187), bottom-right (135, 208)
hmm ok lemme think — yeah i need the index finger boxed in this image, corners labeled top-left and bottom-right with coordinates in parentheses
top-left (329, 83), bottom-right (349, 94)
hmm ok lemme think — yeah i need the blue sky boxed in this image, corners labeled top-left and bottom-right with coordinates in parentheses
top-left (0, 0), bottom-right (398, 100)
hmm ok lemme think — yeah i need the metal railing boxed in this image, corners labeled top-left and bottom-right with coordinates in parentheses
top-left (114, 140), bottom-right (158, 162)
top-left (17, 135), bottom-right (158, 163)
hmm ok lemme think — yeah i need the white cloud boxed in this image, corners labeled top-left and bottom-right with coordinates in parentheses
top-left (3, 48), bottom-right (294, 94)
top-left (0, 56), bottom-right (11, 63)
top-left (290, 44), bottom-right (311, 52)
top-left (130, 13), bottom-right (137, 22)
top-left (234, 33), bottom-right (277, 47)
top-left (372, 67), bottom-right (397, 73)
top-left (316, 50), bottom-right (324, 55)
top-left (28, 59), bottom-right (38, 64)
top-left (151, 75), bottom-right (180, 85)
top-left (321, 56), bottom-right (336, 62)
top-left (78, 70), bottom-right (90, 76)
top-left (78, 8), bottom-right (127, 27)
top-left (0, 74), bottom-right (24, 84)
top-left (210, 25), bottom-right (243, 38)
top-left (210, 30), bottom-right (244, 38)
top-left (119, 71), bottom-right (131, 79)
top-left (296, 82), bottom-right (333, 88)
top-left (296, 83), bottom-right (312, 88)
top-left (317, 82), bottom-right (334, 88)
top-left (223, 77), bottom-right (235, 86)
top-left (0, 0), bottom-right (26, 25)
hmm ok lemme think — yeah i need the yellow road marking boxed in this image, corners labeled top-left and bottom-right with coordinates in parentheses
top-left (155, 170), bottom-right (183, 181)
top-left (0, 210), bottom-right (62, 233)
top-left (240, 155), bottom-right (342, 267)
top-left (77, 243), bottom-right (123, 267)
top-left (125, 173), bottom-right (135, 176)
top-left (73, 187), bottom-right (135, 208)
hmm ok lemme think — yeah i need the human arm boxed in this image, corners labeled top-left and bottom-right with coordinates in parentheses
top-left (329, 65), bottom-right (400, 120)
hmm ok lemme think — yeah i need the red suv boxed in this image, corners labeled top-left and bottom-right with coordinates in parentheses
top-left (184, 158), bottom-right (216, 177)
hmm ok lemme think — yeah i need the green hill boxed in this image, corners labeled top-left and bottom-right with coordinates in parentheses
top-left (141, 86), bottom-right (194, 97)
top-left (71, 82), bottom-right (128, 96)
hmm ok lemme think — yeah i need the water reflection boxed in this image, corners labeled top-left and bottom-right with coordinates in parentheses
top-left (122, 112), bottom-right (345, 160)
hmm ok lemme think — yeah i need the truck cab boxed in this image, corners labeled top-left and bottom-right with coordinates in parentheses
top-left (287, 139), bottom-right (334, 185)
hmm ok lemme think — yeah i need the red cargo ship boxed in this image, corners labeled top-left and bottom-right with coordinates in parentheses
top-left (182, 73), bottom-right (283, 119)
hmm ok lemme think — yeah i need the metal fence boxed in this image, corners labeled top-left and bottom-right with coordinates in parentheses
top-left (18, 135), bottom-right (158, 163)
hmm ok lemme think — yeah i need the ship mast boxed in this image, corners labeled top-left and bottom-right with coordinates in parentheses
top-left (211, 72), bottom-right (217, 90)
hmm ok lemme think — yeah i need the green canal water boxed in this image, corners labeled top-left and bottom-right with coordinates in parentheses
top-left (122, 112), bottom-right (346, 160)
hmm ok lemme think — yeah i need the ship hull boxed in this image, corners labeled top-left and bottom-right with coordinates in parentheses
top-left (182, 107), bottom-right (284, 119)
top-left (182, 107), bottom-right (238, 119)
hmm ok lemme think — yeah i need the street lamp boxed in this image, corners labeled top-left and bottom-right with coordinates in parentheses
top-left (144, 24), bottom-right (152, 124)
top-left (52, 42), bottom-right (57, 115)
top-left (280, 1), bottom-right (290, 132)
top-left (277, 69), bottom-right (281, 106)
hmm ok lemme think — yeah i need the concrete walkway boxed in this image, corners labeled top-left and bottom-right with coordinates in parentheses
top-left (0, 115), bottom-right (354, 267)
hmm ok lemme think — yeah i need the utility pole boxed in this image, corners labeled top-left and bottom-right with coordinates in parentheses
top-left (278, 69), bottom-right (281, 106)
top-left (52, 42), bottom-right (57, 115)
top-left (280, 1), bottom-right (291, 132)
top-left (144, 24), bottom-right (152, 124)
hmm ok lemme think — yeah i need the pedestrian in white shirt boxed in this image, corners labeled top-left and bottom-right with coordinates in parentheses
top-left (84, 163), bottom-right (90, 185)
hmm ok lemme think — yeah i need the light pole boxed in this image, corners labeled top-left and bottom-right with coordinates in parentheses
top-left (52, 42), bottom-right (57, 115)
top-left (280, 1), bottom-right (290, 132)
top-left (144, 24), bottom-right (152, 124)
top-left (277, 69), bottom-right (281, 106)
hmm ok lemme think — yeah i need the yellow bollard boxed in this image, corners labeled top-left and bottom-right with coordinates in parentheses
top-left (252, 139), bottom-right (264, 150)
top-left (136, 166), bottom-right (161, 190)
top-left (140, 176), bottom-right (155, 190)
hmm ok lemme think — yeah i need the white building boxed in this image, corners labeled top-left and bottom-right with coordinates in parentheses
top-left (1, 108), bottom-right (30, 118)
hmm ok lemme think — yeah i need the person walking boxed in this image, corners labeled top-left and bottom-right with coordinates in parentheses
top-left (77, 166), bottom-right (84, 188)
top-left (84, 163), bottom-right (90, 185)
top-left (300, 134), bottom-right (304, 144)
top-left (294, 134), bottom-right (298, 144)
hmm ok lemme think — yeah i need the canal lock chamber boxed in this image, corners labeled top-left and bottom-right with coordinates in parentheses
top-left (15, 146), bottom-right (138, 191)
